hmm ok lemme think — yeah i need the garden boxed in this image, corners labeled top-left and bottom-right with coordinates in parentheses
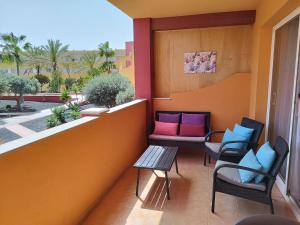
top-left (0, 32), bottom-right (134, 135)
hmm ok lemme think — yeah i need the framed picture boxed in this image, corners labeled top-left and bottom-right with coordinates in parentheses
top-left (184, 51), bottom-right (217, 74)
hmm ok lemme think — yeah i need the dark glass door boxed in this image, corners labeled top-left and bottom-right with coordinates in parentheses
top-left (268, 17), bottom-right (299, 181)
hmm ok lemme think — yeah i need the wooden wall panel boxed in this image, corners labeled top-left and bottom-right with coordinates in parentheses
top-left (154, 25), bottom-right (252, 97)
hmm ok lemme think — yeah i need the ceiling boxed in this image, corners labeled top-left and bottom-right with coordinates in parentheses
top-left (108, 0), bottom-right (260, 18)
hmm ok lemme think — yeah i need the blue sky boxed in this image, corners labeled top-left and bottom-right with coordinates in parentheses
top-left (0, 0), bottom-right (133, 50)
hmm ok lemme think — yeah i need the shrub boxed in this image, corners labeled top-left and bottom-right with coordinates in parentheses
top-left (0, 72), bottom-right (9, 96)
top-left (69, 102), bottom-right (80, 112)
top-left (46, 115), bottom-right (60, 128)
top-left (70, 110), bottom-right (80, 120)
top-left (6, 104), bottom-right (12, 110)
top-left (49, 71), bottom-right (63, 93)
top-left (34, 74), bottom-right (50, 92)
top-left (8, 75), bottom-right (39, 111)
top-left (116, 87), bottom-right (135, 105)
top-left (83, 73), bottom-right (132, 108)
top-left (64, 77), bottom-right (76, 91)
top-left (51, 106), bottom-right (67, 123)
top-left (47, 103), bottom-right (81, 128)
top-left (60, 89), bottom-right (72, 103)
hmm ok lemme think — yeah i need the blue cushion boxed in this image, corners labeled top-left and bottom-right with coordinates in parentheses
top-left (233, 124), bottom-right (254, 140)
top-left (238, 149), bottom-right (263, 183)
top-left (221, 129), bottom-right (248, 150)
top-left (233, 124), bottom-right (254, 148)
top-left (255, 142), bottom-right (276, 183)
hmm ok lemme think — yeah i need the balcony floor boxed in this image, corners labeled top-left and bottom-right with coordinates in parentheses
top-left (82, 150), bottom-right (296, 225)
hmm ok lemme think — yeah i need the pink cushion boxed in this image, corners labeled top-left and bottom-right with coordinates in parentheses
top-left (153, 121), bottom-right (178, 136)
top-left (179, 124), bottom-right (205, 137)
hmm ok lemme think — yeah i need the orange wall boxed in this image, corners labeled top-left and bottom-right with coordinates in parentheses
top-left (153, 73), bottom-right (251, 132)
top-left (0, 101), bottom-right (146, 225)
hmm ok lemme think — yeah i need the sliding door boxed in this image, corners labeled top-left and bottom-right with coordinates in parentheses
top-left (289, 63), bottom-right (300, 205)
top-left (268, 16), bottom-right (299, 181)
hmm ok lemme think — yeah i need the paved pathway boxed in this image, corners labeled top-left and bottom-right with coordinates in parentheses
top-left (0, 95), bottom-right (84, 144)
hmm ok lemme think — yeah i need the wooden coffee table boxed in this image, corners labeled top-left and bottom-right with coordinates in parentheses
top-left (133, 145), bottom-right (179, 200)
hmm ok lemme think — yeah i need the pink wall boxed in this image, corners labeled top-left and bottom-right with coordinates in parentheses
top-left (133, 18), bottom-right (153, 127)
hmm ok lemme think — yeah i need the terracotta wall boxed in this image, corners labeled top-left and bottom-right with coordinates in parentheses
top-left (154, 25), bottom-right (252, 97)
top-left (153, 24), bottom-right (253, 130)
top-left (153, 73), bottom-right (251, 131)
top-left (0, 100), bottom-right (147, 225)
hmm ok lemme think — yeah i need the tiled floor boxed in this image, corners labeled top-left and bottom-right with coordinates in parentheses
top-left (82, 150), bottom-right (297, 225)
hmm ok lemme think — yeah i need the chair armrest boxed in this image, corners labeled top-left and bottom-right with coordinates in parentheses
top-left (205, 130), bottom-right (225, 142)
top-left (213, 163), bottom-right (272, 180)
top-left (219, 140), bottom-right (258, 155)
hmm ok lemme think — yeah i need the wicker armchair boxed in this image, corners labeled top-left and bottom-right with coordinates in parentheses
top-left (211, 136), bottom-right (289, 214)
top-left (204, 117), bottom-right (264, 165)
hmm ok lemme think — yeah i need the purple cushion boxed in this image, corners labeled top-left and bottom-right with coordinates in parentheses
top-left (182, 113), bottom-right (205, 125)
top-left (159, 113), bottom-right (180, 123)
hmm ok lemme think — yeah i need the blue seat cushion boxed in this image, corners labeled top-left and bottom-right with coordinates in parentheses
top-left (221, 129), bottom-right (248, 150)
top-left (233, 124), bottom-right (254, 148)
top-left (255, 142), bottom-right (276, 183)
top-left (238, 149), bottom-right (263, 183)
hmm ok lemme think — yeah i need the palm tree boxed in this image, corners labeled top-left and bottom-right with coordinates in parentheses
top-left (98, 41), bottom-right (116, 74)
top-left (22, 45), bottom-right (46, 76)
top-left (42, 39), bottom-right (69, 72)
top-left (0, 32), bottom-right (30, 75)
top-left (81, 51), bottom-right (97, 70)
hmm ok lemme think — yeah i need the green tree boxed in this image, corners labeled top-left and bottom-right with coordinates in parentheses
top-left (42, 39), bottom-right (69, 72)
top-left (98, 41), bottom-right (116, 74)
top-left (34, 74), bottom-right (50, 92)
top-left (64, 77), bottom-right (76, 91)
top-left (22, 45), bottom-right (45, 76)
top-left (0, 71), bottom-right (9, 96)
top-left (0, 33), bottom-right (30, 75)
top-left (8, 75), bottom-right (39, 111)
top-left (81, 51), bottom-right (97, 70)
top-left (49, 71), bottom-right (63, 93)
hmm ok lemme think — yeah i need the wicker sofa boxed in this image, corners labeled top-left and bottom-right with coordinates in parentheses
top-left (148, 111), bottom-right (211, 164)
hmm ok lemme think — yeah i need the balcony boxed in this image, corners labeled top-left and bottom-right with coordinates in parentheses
top-left (0, 99), bottom-right (296, 225)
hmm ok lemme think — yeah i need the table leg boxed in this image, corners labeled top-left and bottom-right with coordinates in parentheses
top-left (165, 171), bottom-right (170, 200)
top-left (136, 169), bottom-right (140, 197)
top-left (175, 156), bottom-right (179, 174)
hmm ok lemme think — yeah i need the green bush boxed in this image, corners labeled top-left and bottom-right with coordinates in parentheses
top-left (8, 75), bottom-right (39, 111)
top-left (83, 74), bottom-right (132, 108)
top-left (51, 106), bottom-right (67, 123)
top-left (46, 103), bottom-right (81, 128)
top-left (49, 71), bottom-right (63, 93)
top-left (34, 74), bottom-right (50, 92)
top-left (70, 110), bottom-right (80, 120)
top-left (0, 71), bottom-right (9, 95)
top-left (60, 89), bottom-right (72, 103)
top-left (69, 102), bottom-right (80, 112)
top-left (116, 86), bottom-right (135, 105)
top-left (46, 115), bottom-right (60, 128)
top-left (64, 77), bottom-right (77, 90)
